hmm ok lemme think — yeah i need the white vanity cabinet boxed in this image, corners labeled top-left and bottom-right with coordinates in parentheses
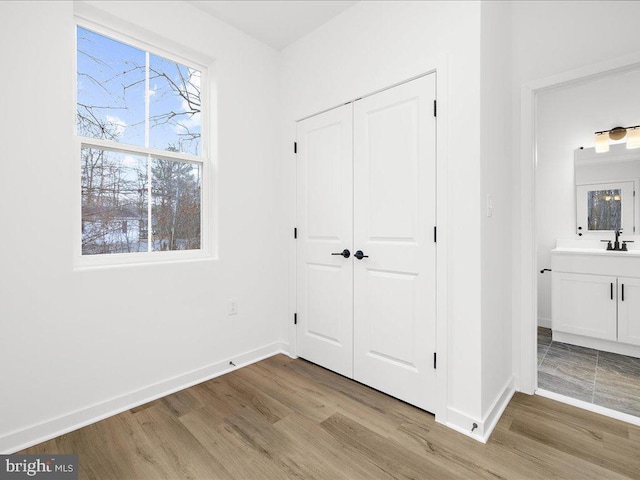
top-left (551, 249), bottom-right (640, 356)
top-left (552, 272), bottom-right (617, 341)
top-left (618, 276), bottom-right (640, 346)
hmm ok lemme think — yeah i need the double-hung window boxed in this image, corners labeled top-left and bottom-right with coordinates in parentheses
top-left (76, 24), bottom-right (207, 263)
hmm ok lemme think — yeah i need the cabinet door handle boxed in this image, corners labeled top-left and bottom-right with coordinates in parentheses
top-left (622, 284), bottom-right (625, 302)
top-left (611, 283), bottom-right (614, 300)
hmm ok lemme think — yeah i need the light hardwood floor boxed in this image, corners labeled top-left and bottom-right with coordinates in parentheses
top-left (20, 354), bottom-right (640, 479)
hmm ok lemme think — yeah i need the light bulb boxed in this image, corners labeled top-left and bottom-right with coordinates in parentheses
top-left (627, 127), bottom-right (640, 149)
top-left (595, 132), bottom-right (610, 153)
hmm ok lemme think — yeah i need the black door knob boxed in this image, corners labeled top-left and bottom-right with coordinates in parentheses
top-left (354, 250), bottom-right (369, 260)
top-left (331, 249), bottom-right (351, 258)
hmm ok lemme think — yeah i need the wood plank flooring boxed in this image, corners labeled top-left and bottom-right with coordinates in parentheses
top-left (19, 354), bottom-right (640, 479)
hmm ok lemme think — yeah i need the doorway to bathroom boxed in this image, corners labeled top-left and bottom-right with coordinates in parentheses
top-left (531, 61), bottom-right (640, 422)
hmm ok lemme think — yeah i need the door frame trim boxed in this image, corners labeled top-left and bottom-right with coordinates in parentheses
top-left (517, 51), bottom-right (640, 395)
top-left (291, 58), bottom-right (451, 424)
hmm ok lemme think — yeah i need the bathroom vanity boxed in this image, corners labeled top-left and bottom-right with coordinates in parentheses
top-left (547, 144), bottom-right (640, 358)
top-left (551, 245), bottom-right (640, 357)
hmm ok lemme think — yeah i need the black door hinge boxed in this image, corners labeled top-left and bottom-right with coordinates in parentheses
top-left (433, 352), bottom-right (437, 369)
top-left (433, 100), bottom-right (437, 117)
top-left (433, 226), bottom-right (437, 243)
top-left (294, 227), bottom-right (297, 239)
top-left (294, 313), bottom-right (297, 325)
top-left (294, 142), bottom-right (297, 154)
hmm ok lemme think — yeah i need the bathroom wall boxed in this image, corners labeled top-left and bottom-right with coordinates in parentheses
top-left (536, 67), bottom-right (640, 326)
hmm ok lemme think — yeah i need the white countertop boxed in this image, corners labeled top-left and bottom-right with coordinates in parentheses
top-left (551, 247), bottom-right (640, 257)
top-left (552, 238), bottom-right (640, 256)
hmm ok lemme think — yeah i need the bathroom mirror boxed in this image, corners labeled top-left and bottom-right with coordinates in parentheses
top-left (575, 144), bottom-right (640, 236)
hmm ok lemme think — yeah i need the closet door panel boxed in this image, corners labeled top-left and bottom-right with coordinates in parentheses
top-left (366, 98), bottom-right (419, 241)
top-left (296, 104), bottom-right (354, 378)
top-left (353, 74), bottom-right (437, 412)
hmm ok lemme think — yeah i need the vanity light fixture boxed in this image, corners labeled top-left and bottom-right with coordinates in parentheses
top-left (594, 125), bottom-right (640, 152)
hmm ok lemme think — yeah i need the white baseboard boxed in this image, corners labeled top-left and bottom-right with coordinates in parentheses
top-left (481, 377), bottom-right (515, 441)
top-left (279, 342), bottom-right (295, 358)
top-left (444, 376), bottom-right (515, 444)
top-left (0, 341), bottom-right (288, 454)
top-left (537, 317), bottom-right (552, 329)
top-left (444, 407), bottom-right (485, 443)
top-left (1, 340), bottom-right (516, 453)
top-left (536, 388), bottom-right (640, 427)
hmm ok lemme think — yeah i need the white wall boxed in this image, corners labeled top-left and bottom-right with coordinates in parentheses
top-left (0, 0), bottom-right (286, 452)
top-left (536, 68), bottom-right (640, 325)
top-left (576, 152), bottom-right (640, 186)
top-left (480, 1), bottom-right (514, 419)
top-left (280, 0), bottom-right (486, 428)
top-left (10, 0), bottom-right (640, 451)
top-left (511, 0), bottom-right (640, 388)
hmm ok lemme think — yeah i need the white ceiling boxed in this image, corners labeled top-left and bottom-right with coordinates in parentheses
top-left (189, 1), bottom-right (358, 51)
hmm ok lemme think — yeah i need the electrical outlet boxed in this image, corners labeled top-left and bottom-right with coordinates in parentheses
top-left (228, 298), bottom-right (238, 316)
top-left (486, 194), bottom-right (493, 218)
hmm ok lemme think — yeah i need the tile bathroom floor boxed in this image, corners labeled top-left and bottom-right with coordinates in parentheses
top-left (538, 327), bottom-right (640, 417)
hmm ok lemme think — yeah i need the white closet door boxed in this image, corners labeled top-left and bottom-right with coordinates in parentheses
top-left (353, 74), bottom-right (437, 412)
top-left (296, 104), bottom-right (354, 378)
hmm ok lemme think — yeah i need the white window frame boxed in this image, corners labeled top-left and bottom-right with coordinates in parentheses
top-left (73, 18), bottom-right (212, 269)
top-left (576, 180), bottom-right (638, 236)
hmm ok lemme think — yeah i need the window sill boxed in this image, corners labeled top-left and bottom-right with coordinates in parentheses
top-left (73, 249), bottom-right (215, 272)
